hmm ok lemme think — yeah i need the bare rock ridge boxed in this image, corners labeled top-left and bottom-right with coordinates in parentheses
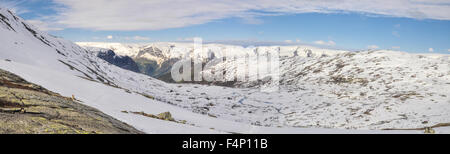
top-left (0, 69), bottom-right (142, 134)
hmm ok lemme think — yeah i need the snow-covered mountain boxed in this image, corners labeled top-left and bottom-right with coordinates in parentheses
top-left (96, 50), bottom-right (140, 73)
top-left (77, 42), bottom-right (347, 64)
top-left (1, 7), bottom-right (449, 133)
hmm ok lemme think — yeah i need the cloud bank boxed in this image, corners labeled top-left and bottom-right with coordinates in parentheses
top-left (40, 0), bottom-right (450, 31)
top-left (314, 40), bottom-right (336, 46)
top-left (0, 0), bottom-right (29, 14)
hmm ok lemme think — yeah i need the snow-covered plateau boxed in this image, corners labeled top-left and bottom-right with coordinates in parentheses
top-left (1, 7), bottom-right (449, 134)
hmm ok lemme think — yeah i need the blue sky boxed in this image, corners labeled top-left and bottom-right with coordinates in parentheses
top-left (1, 0), bottom-right (449, 53)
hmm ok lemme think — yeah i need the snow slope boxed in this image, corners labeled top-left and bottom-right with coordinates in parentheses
top-left (1, 7), bottom-right (449, 133)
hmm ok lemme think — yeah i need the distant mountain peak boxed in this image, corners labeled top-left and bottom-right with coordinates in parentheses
top-left (97, 50), bottom-right (140, 73)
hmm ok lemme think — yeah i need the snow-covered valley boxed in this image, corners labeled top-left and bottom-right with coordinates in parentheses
top-left (1, 7), bottom-right (449, 134)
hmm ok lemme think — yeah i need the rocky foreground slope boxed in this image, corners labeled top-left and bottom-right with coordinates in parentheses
top-left (77, 42), bottom-right (348, 81)
top-left (0, 69), bottom-right (142, 134)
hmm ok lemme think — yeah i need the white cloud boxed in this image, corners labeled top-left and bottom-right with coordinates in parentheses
top-left (208, 39), bottom-right (301, 46)
top-left (448, 49), bottom-right (450, 52)
top-left (40, 0), bottom-right (450, 31)
top-left (284, 40), bottom-right (293, 43)
top-left (25, 20), bottom-right (64, 31)
top-left (183, 37), bottom-right (195, 41)
top-left (94, 35), bottom-right (150, 41)
top-left (296, 39), bottom-right (301, 43)
top-left (0, 0), bottom-right (30, 15)
top-left (392, 46), bottom-right (401, 49)
top-left (125, 36), bottom-right (150, 41)
top-left (368, 45), bottom-right (379, 50)
top-left (133, 36), bottom-right (150, 41)
top-left (428, 48), bottom-right (434, 52)
top-left (314, 40), bottom-right (336, 46)
top-left (177, 37), bottom-right (202, 42)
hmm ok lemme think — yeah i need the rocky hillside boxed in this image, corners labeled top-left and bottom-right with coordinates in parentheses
top-left (97, 50), bottom-right (140, 73)
top-left (0, 69), bottom-right (142, 134)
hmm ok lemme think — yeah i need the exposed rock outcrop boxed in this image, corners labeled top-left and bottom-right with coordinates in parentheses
top-left (0, 69), bottom-right (142, 134)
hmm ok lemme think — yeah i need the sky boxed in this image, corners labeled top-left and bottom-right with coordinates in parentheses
top-left (1, 0), bottom-right (449, 53)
